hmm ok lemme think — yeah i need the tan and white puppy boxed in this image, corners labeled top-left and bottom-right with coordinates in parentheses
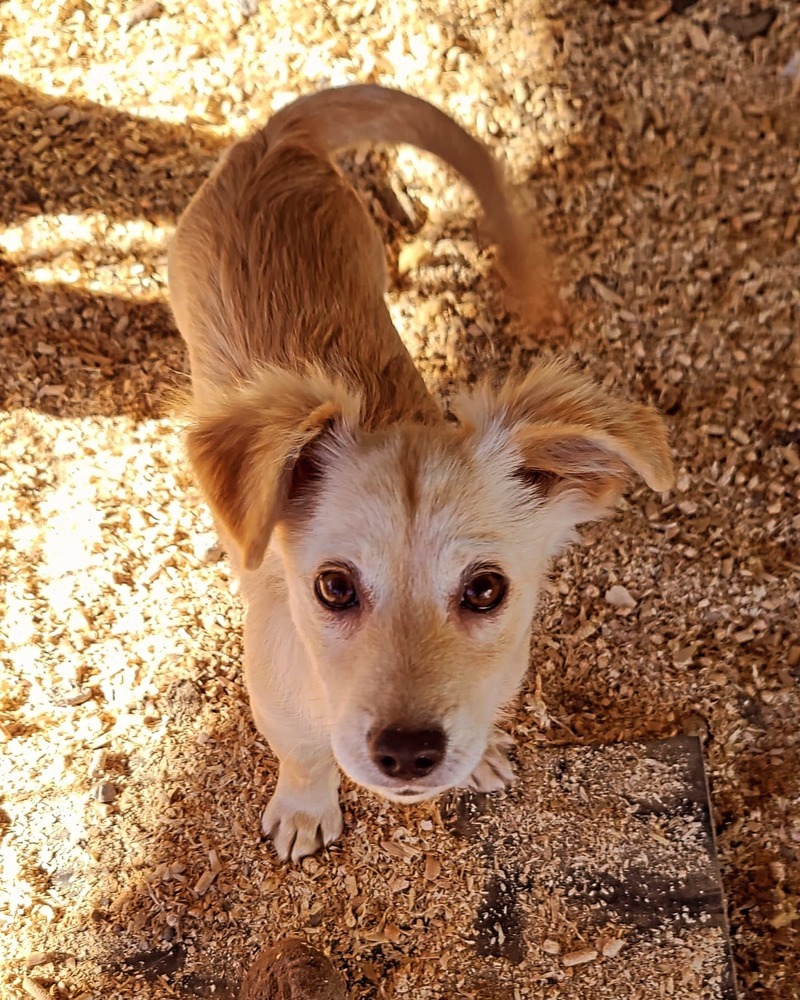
top-left (168, 85), bottom-right (674, 862)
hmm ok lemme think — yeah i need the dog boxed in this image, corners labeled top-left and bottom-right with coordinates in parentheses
top-left (168, 85), bottom-right (674, 862)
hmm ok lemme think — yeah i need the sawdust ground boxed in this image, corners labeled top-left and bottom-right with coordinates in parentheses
top-left (1, 1), bottom-right (799, 997)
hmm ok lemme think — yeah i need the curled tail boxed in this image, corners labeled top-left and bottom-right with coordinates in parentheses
top-left (263, 85), bottom-right (558, 325)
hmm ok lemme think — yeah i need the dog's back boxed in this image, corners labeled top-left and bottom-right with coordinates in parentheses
top-left (169, 125), bottom-right (433, 419)
top-left (169, 85), bottom-right (551, 419)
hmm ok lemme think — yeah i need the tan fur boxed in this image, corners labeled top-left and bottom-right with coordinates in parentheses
top-left (169, 85), bottom-right (675, 862)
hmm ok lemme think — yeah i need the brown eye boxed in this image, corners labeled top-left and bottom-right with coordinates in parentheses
top-left (461, 571), bottom-right (507, 613)
top-left (314, 568), bottom-right (359, 610)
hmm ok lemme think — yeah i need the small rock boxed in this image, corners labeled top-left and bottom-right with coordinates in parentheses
top-left (542, 938), bottom-right (561, 955)
top-left (92, 780), bottom-right (117, 803)
top-left (192, 531), bottom-right (224, 563)
top-left (605, 585), bottom-right (636, 609)
top-left (239, 939), bottom-right (347, 1000)
top-left (719, 8), bottom-right (777, 41)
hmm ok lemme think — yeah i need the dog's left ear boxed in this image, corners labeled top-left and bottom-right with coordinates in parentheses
top-left (186, 367), bottom-right (360, 571)
top-left (455, 360), bottom-right (674, 518)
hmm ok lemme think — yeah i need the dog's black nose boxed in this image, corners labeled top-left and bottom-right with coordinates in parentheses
top-left (369, 726), bottom-right (446, 780)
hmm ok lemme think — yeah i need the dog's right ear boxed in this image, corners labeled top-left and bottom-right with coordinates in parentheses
top-left (186, 368), bottom-right (360, 572)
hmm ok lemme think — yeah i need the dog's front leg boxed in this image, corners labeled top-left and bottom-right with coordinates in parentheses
top-left (251, 703), bottom-right (343, 863)
top-left (241, 573), bottom-right (344, 862)
top-left (465, 727), bottom-right (516, 793)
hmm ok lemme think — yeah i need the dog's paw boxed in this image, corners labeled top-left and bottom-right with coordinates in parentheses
top-left (464, 729), bottom-right (516, 793)
top-left (261, 780), bottom-right (343, 863)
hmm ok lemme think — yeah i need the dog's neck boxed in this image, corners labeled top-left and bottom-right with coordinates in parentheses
top-left (341, 351), bottom-right (443, 428)
top-left (187, 312), bottom-right (443, 429)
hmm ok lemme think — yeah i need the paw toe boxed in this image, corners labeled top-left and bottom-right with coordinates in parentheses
top-left (465, 731), bottom-right (516, 793)
top-left (261, 799), bottom-right (343, 863)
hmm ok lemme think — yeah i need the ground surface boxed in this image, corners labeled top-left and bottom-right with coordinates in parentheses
top-left (1, 0), bottom-right (799, 997)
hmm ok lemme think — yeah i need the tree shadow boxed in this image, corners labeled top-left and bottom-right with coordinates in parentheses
top-left (0, 75), bottom-right (226, 227)
top-left (0, 75), bottom-right (229, 417)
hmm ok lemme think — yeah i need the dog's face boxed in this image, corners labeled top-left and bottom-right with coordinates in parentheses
top-left (277, 423), bottom-right (573, 800)
top-left (187, 361), bottom-right (674, 800)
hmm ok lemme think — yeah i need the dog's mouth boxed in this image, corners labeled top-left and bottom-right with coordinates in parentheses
top-left (366, 782), bottom-right (452, 804)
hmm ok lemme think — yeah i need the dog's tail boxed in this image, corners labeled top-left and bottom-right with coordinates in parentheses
top-left (263, 84), bottom-right (558, 326)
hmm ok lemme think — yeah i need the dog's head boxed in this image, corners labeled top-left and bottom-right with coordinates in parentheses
top-left (187, 361), bottom-right (673, 800)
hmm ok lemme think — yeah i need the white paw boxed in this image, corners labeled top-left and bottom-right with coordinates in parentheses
top-left (464, 729), bottom-right (516, 793)
top-left (261, 774), bottom-right (343, 863)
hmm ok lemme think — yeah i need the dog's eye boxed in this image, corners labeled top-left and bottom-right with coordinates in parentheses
top-left (314, 568), bottom-right (359, 610)
top-left (461, 571), bottom-right (507, 613)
